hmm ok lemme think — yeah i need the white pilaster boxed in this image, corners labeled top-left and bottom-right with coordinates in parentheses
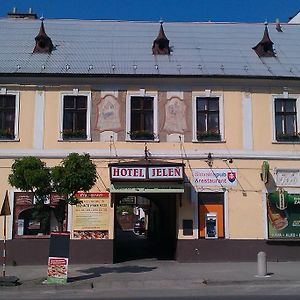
top-left (33, 91), bottom-right (45, 149)
top-left (242, 92), bottom-right (253, 150)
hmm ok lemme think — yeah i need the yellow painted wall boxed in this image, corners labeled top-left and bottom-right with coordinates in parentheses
top-left (2, 85), bottom-right (300, 242)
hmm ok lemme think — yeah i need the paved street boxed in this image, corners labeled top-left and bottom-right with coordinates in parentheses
top-left (1, 260), bottom-right (300, 299)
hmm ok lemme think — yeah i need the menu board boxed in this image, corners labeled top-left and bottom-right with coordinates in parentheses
top-left (72, 192), bottom-right (109, 239)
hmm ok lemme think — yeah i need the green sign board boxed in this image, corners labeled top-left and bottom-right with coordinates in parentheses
top-left (111, 182), bottom-right (184, 193)
top-left (267, 193), bottom-right (300, 239)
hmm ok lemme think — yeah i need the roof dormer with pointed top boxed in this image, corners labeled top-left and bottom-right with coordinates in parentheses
top-left (252, 23), bottom-right (275, 57)
top-left (152, 21), bottom-right (170, 55)
top-left (33, 19), bottom-right (54, 54)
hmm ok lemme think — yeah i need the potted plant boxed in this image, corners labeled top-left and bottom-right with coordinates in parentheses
top-left (130, 130), bottom-right (155, 140)
top-left (0, 128), bottom-right (14, 140)
top-left (62, 129), bottom-right (86, 140)
top-left (276, 132), bottom-right (300, 142)
top-left (197, 129), bottom-right (221, 141)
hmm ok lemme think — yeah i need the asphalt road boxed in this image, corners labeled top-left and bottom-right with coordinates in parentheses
top-left (1, 295), bottom-right (300, 300)
top-left (2, 285), bottom-right (300, 300)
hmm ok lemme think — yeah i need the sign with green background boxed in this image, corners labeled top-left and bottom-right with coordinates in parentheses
top-left (268, 193), bottom-right (300, 239)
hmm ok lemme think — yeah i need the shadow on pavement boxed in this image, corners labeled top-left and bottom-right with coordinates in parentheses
top-left (68, 265), bottom-right (157, 283)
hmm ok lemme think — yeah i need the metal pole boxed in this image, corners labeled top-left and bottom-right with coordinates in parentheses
top-left (3, 215), bottom-right (6, 277)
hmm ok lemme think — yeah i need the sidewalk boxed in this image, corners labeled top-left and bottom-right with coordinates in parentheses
top-left (2, 259), bottom-right (300, 292)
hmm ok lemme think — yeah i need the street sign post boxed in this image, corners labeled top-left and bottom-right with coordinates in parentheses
top-left (0, 191), bottom-right (11, 278)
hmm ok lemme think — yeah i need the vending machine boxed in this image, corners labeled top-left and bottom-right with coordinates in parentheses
top-left (205, 212), bottom-right (218, 239)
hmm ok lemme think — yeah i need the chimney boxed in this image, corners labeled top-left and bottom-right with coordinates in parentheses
top-left (7, 7), bottom-right (38, 19)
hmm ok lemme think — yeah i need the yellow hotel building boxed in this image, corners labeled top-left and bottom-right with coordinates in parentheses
top-left (0, 12), bottom-right (300, 264)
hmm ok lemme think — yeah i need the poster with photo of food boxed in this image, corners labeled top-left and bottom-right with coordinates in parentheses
top-left (72, 192), bottom-right (110, 239)
top-left (47, 257), bottom-right (68, 284)
top-left (73, 230), bottom-right (109, 239)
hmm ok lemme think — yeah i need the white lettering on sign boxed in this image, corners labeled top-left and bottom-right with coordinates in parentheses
top-left (192, 168), bottom-right (237, 187)
top-left (111, 167), bottom-right (146, 179)
top-left (275, 169), bottom-right (300, 187)
top-left (148, 166), bottom-right (183, 179)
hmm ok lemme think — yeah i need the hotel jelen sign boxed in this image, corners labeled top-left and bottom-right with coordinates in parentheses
top-left (110, 165), bottom-right (184, 181)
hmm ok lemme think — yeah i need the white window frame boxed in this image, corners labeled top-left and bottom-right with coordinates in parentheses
top-left (125, 91), bottom-right (159, 142)
top-left (192, 92), bottom-right (224, 142)
top-left (59, 91), bottom-right (92, 141)
top-left (0, 89), bottom-right (20, 141)
top-left (272, 94), bottom-right (300, 143)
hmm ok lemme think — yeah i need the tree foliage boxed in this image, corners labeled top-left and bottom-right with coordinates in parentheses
top-left (51, 153), bottom-right (97, 205)
top-left (8, 156), bottom-right (52, 202)
top-left (8, 153), bottom-right (98, 231)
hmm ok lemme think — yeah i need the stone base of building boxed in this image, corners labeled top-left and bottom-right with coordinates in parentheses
top-left (6, 239), bottom-right (300, 265)
top-left (176, 239), bottom-right (300, 262)
top-left (7, 239), bottom-right (114, 265)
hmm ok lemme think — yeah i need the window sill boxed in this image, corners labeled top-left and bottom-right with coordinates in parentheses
top-left (0, 138), bottom-right (20, 142)
top-left (192, 139), bottom-right (225, 143)
top-left (125, 138), bottom-right (160, 143)
top-left (58, 138), bottom-right (92, 142)
top-left (272, 141), bottom-right (300, 144)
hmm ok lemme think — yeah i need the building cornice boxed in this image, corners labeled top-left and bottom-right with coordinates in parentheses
top-left (0, 148), bottom-right (299, 161)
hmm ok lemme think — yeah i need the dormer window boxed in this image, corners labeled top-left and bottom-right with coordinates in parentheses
top-left (33, 20), bottom-right (54, 54)
top-left (152, 22), bottom-right (170, 55)
top-left (252, 24), bottom-right (275, 57)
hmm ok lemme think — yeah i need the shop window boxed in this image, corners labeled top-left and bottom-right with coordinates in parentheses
top-left (13, 192), bottom-right (66, 238)
top-left (0, 93), bottom-right (19, 140)
top-left (274, 98), bottom-right (299, 142)
top-left (17, 208), bottom-right (50, 236)
top-left (192, 93), bottom-right (224, 142)
top-left (126, 93), bottom-right (158, 141)
top-left (60, 93), bottom-right (91, 141)
top-left (198, 192), bottom-right (224, 239)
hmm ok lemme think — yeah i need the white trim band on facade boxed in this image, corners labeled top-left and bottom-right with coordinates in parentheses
top-left (0, 148), bottom-right (300, 160)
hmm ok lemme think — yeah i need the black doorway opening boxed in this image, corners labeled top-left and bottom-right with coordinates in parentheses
top-left (113, 193), bottom-right (177, 263)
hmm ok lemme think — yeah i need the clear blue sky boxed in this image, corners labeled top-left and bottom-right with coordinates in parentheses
top-left (0, 0), bottom-right (299, 23)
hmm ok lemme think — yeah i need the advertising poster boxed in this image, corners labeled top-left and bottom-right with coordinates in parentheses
top-left (267, 193), bottom-right (300, 239)
top-left (192, 169), bottom-right (238, 187)
top-left (72, 192), bottom-right (109, 239)
top-left (47, 257), bottom-right (68, 284)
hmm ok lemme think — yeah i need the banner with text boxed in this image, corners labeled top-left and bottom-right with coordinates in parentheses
top-left (192, 169), bottom-right (238, 187)
top-left (72, 192), bottom-right (109, 239)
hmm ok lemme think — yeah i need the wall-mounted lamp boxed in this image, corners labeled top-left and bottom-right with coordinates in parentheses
top-left (205, 152), bottom-right (213, 167)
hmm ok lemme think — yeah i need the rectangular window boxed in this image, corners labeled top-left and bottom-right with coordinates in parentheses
top-left (0, 94), bottom-right (16, 140)
top-left (275, 98), bottom-right (298, 142)
top-left (130, 96), bottom-right (155, 140)
top-left (196, 97), bottom-right (221, 141)
top-left (62, 95), bottom-right (88, 140)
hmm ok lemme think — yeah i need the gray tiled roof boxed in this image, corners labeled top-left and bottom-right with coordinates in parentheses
top-left (0, 18), bottom-right (300, 78)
